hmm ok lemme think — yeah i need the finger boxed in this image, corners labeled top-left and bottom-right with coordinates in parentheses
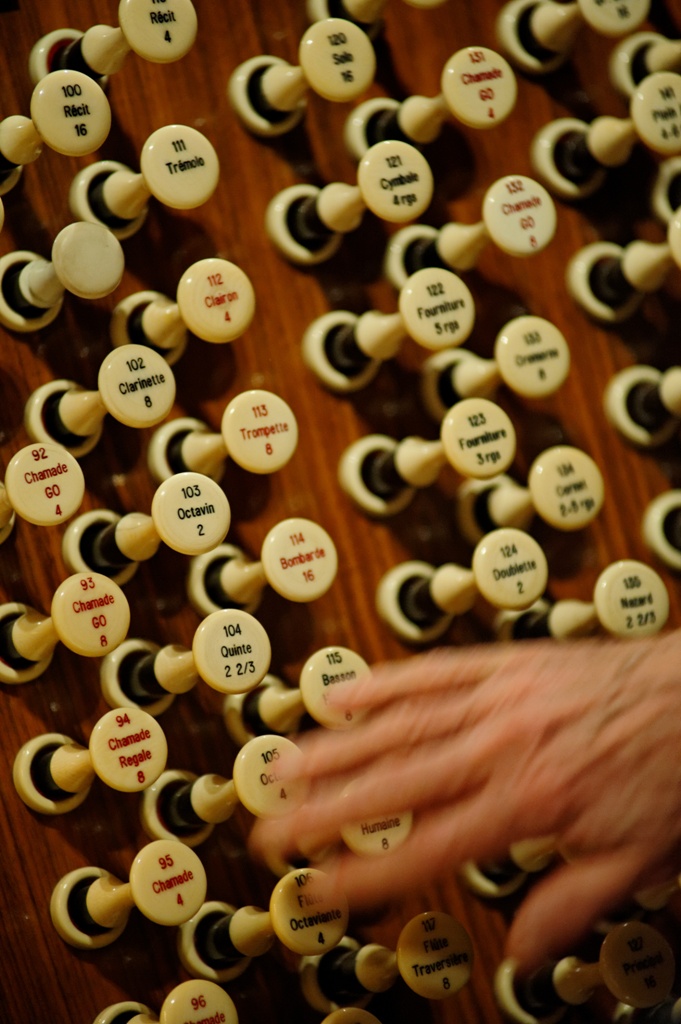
top-left (505, 846), bottom-right (649, 972)
top-left (295, 787), bottom-right (546, 911)
top-left (294, 679), bottom-right (492, 782)
top-left (338, 643), bottom-right (512, 712)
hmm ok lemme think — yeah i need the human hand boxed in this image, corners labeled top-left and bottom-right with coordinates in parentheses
top-left (249, 632), bottom-right (681, 970)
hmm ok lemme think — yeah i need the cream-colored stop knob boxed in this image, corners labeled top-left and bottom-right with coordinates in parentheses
top-left (158, 980), bottom-right (238, 1024)
top-left (261, 517), bottom-right (338, 601)
top-left (118, 0), bottom-right (198, 63)
top-left (482, 174), bottom-right (557, 256)
top-left (630, 72), bottom-right (681, 155)
top-left (270, 867), bottom-right (349, 955)
top-left (50, 571), bottom-right (130, 656)
top-left (88, 707), bottom-right (167, 792)
top-left (396, 912), bottom-right (474, 999)
top-left (175, 257), bottom-right (255, 342)
top-left (3, 442), bottom-right (85, 526)
top-left (527, 446), bottom-right (604, 530)
top-left (97, 344), bottom-right (176, 427)
top-left (398, 267), bottom-right (476, 350)
top-left (232, 734), bottom-right (308, 818)
top-left (51, 222), bottom-right (125, 299)
top-left (127, 839), bottom-right (207, 926)
top-left (298, 17), bottom-right (376, 101)
top-left (150, 471), bottom-right (230, 555)
top-left (494, 315), bottom-right (570, 398)
top-left (441, 46), bottom-right (517, 128)
top-left (440, 397), bottom-right (516, 479)
top-left (472, 527), bottom-right (548, 609)
top-left (593, 559), bottom-right (669, 637)
top-left (221, 389), bottom-right (298, 472)
top-left (192, 608), bottom-right (272, 694)
top-left (356, 140), bottom-right (433, 223)
top-left (135, 124), bottom-right (219, 209)
top-left (30, 70), bottom-right (111, 156)
top-left (299, 645), bottom-right (370, 729)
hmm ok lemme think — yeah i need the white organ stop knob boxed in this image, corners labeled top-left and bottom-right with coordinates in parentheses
top-left (24, 345), bottom-right (176, 457)
top-left (420, 314), bottom-right (570, 420)
top-left (377, 527), bottom-right (549, 643)
top-left (496, 0), bottom-right (650, 76)
top-left (266, 139), bottom-right (433, 265)
top-left (0, 572), bottom-right (130, 684)
top-left (229, 17), bottom-right (376, 137)
top-left (94, 981), bottom-right (237, 1024)
top-left (495, 920), bottom-right (674, 1024)
top-left (532, 72), bottom-right (681, 202)
top-left (609, 32), bottom-right (681, 98)
top-left (232, 734), bottom-right (310, 819)
top-left (384, 173), bottom-right (556, 289)
top-left (0, 442), bottom-right (85, 541)
top-left (111, 257), bottom-right (255, 363)
top-left (177, 867), bottom-right (349, 983)
top-left (568, 207), bottom-right (681, 324)
top-left (455, 445), bottom-right (604, 545)
top-left (223, 645), bottom-right (371, 748)
top-left (147, 389), bottom-right (298, 481)
top-left (0, 69), bottom-right (111, 196)
top-left (29, 0), bottom-right (198, 84)
top-left (300, 910), bottom-right (473, 1011)
top-left (101, 607), bottom-right (271, 719)
top-left (70, 124), bottom-right (220, 239)
top-left (50, 839), bottom-right (207, 949)
top-left (604, 364), bottom-right (681, 448)
top-left (0, 222), bottom-right (124, 332)
top-left (338, 397), bottom-right (516, 518)
top-left (344, 45), bottom-right (517, 159)
top-left (188, 516), bottom-right (338, 617)
top-left (495, 559), bottom-right (669, 641)
top-left (13, 706), bottom-right (168, 814)
top-left (302, 267), bottom-right (475, 393)
top-left (61, 471), bottom-right (231, 585)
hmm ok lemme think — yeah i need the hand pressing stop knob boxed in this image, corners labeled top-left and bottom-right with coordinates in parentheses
top-left (0, 221), bottom-right (124, 332)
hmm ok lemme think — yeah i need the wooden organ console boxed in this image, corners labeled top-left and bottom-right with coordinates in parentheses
top-left (2, 1), bottom-right (681, 1022)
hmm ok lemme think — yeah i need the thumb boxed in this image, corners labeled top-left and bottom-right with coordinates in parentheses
top-left (506, 847), bottom-right (647, 972)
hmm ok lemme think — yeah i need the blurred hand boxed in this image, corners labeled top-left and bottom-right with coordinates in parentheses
top-left (249, 631), bottom-right (681, 969)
